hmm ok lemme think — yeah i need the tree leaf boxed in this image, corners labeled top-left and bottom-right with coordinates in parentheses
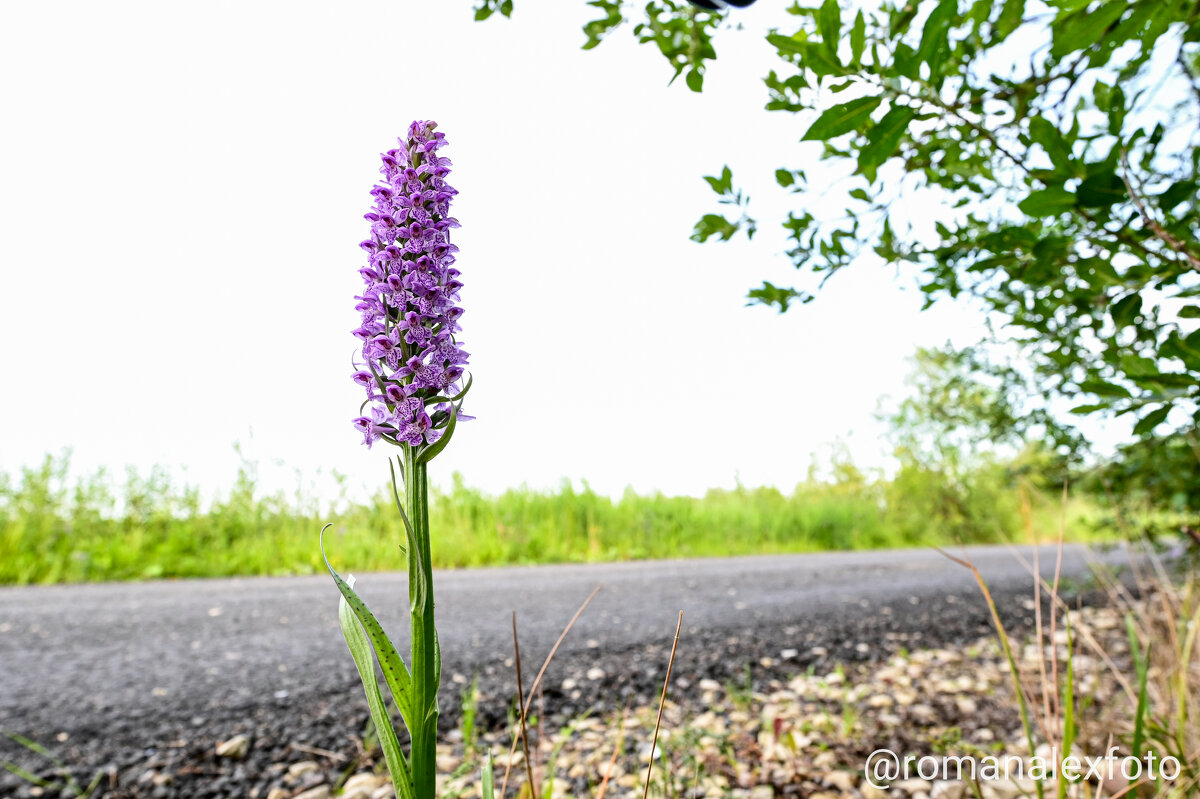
top-left (767, 31), bottom-right (806, 56)
top-left (1132, 405), bottom-right (1172, 436)
top-left (916, 0), bottom-right (956, 73)
top-left (747, 281), bottom-right (810, 312)
top-left (804, 41), bottom-right (845, 75)
top-left (1029, 116), bottom-right (1076, 176)
top-left (993, 0), bottom-right (1025, 43)
top-left (1079, 379), bottom-right (1131, 398)
top-left (1076, 169), bottom-right (1126, 207)
top-left (1018, 186), bottom-right (1076, 216)
top-left (850, 11), bottom-right (866, 65)
top-left (802, 96), bottom-right (883, 140)
top-left (1110, 292), bottom-right (1142, 327)
top-left (1051, 2), bottom-right (1128, 59)
top-left (857, 105), bottom-right (916, 174)
top-left (703, 166), bottom-right (733, 194)
top-left (818, 0), bottom-right (841, 55)
top-left (691, 213), bottom-right (739, 243)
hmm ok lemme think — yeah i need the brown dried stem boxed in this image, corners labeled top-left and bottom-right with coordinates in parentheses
top-left (499, 585), bottom-right (602, 798)
top-left (510, 612), bottom-right (537, 799)
top-left (643, 611), bottom-right (684, 799)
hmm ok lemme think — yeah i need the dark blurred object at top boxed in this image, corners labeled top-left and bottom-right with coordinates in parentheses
top-left (688, 0), bottom-right (758, 8)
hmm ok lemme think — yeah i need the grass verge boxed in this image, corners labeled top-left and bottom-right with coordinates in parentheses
top-left (0, 453), bottom-right (1114, 584)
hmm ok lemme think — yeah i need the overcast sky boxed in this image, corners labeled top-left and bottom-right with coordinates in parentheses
top-left (0, 0), bottom-right (997, 502)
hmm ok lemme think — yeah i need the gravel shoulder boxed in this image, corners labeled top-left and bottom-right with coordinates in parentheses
top-left (0, 545), bottom-right (1128, 798)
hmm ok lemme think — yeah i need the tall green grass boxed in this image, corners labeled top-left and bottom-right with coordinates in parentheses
top-left (0, 453), bottom-right (1106, 585)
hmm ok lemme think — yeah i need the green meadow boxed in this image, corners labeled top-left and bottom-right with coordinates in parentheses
top-left (0, 453), bottom-right (1113, 585)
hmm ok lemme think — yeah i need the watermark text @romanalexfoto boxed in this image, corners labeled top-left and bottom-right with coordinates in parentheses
top-left (863, 747), bottom-right (1181, 789)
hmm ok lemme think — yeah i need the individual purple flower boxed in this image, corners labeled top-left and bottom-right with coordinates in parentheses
top-left (351, 121), bottom-right (471, 449)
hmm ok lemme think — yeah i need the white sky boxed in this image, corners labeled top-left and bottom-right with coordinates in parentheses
top-left (0, 0), bottom-right (997, 503)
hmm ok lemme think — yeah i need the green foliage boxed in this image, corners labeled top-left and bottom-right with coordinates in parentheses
top-left (579, 1), bottom-right (721, 90)
top-left (884, 344), bottom-right (1084, 479)
top-left (335, 574), bottom-right (416, 799)
top-left (1, 732), bottom-right (103, 798)
top-left (459, 676), bottom-right (480, 759)
top-left (479, 0), bottom-right (1200, 457)
top-left (690, 164), bottom-right (757, 244)
top-left (0, 452), bottom-right (1108, 584)
top-left (880, 344), bottom-right (1093, 544)
top-left (1083, 426), bottom-right (1200, 538)
top-left (472, 0), bottom-right (512, 22)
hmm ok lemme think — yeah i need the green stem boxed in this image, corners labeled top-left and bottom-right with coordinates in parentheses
top-left (404, 446), bottom-right (438, 799)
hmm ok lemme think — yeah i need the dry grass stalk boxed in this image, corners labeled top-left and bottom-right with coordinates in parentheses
top-left (499, 585), bottom-right (602, 798)
top-left (642, 611), bottom-right (683, 799)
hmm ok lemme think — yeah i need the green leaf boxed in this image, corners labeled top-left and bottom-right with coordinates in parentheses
top-left (481, 751), bottom-right (496, 799)
top-left (1110, 292), bottom-right (1142, 327)
top-left (339, 575), bottom-right (416, 799)
top-left (321, 527), bottom-right (416, 732)
top-left (1107, 85), bottom-right (1126, 134)
top-left (388, 459), bottom-right (427, 615)
top-left (691, 213), bottom-right (739, 242)
top-left (890, 0), bottom-right (920, 36)
top-left (1018, 186), bottom-right (1076, 216)
top-left (915, 0), bottom-right (956, 73)
top-left (1163, 331), bottom-right (1200, 371)
top-left (1187, 327), bottom-right (1200, 353)
top-left (1051, 2), bottom-right (1128, 59)
top-left (803, 41), bottom-right (845, 76)
top-left (747, 281), bottom-right (810, 312)
top-left (416, 402), bottom-right (460, 464)
top-left (802, 96), bottom-right (883, 140)
top-left (1158, 180), bottom-right (1196, 213)
top-left (1132, 372), bottom-right (1194, 390)
top-left (850, 11), bottom-right (865, 64)
top-left (818, 0), bottom-right (841, 54)
top-left (1178, 305), bottom-right (1200, 319)
top-left (685, 68), bottom-right (703, 93)
top-left (1079, 379), bottom-right (1131, 398)
top-left (1120, 353), bottom-right (1159, 378)
top-left (1076, 170), bottom-right (1126, 207)
top-left (1029, 116), bottom-right (1075, 175)
top-left (1132, 405), bottom-right (1172, 436)
top-left (993, 0), bottom-right (1024, 43)
top-left (775, 168), bottom-right (795, 187)
top-left (1127, 618), bottom-right (1150, 759)
top-left (766, 31), bottom-right (806, 56)
top-left (703, 165), bottom-right (733, 194)
top-left (857, 105), bottom-right (917, 174)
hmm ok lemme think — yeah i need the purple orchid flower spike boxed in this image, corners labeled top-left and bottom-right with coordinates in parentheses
top-left (350, 121), bottom-right (472, 456)
top-left (329, 121), bottom-right (475, 799)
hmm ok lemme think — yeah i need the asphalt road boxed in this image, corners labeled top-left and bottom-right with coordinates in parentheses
top-left (0, 544), bottom-right (1121, 796)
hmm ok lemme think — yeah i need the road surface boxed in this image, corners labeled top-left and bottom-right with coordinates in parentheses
top-left (0, 545), bottom-right (1122, 797)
